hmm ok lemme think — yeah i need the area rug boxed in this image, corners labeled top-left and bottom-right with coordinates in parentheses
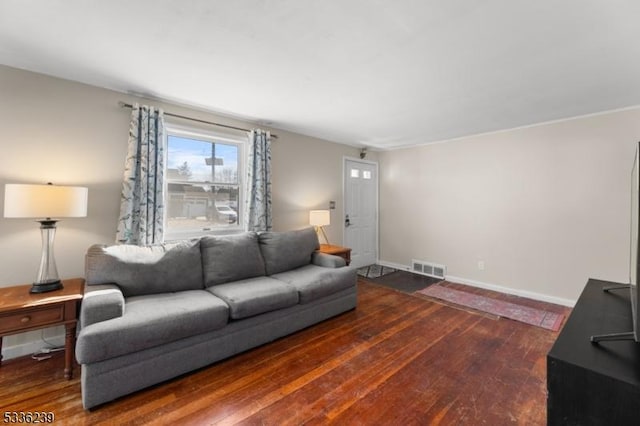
top-left (416, 285), bottom-right (565, 331)
top-left (357, 264), bottom-right (397, 279)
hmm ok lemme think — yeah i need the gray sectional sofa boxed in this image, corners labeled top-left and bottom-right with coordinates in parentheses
top-left (76, 227), bottom-right (357, 409)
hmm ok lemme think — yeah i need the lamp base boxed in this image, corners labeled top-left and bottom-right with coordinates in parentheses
top-left (317, 226), bottom-right (330, 245)
top-left (30, 280), bottom-right (64, 294)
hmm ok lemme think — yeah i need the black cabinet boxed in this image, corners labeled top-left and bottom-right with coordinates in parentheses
top-left (547, 279), bottom-right (640, 425)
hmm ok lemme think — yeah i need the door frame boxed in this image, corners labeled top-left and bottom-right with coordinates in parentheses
top-left (342, 156), bottom-right (380, 266)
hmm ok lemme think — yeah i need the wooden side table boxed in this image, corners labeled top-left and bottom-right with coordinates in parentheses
top-left (318, 244), bottom-right (352, 265)
top-left (0, 278), bottom-right (84, 379)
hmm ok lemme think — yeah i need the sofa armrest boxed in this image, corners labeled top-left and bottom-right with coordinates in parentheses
top-left (80, 284), bottom-right (125, 328)
top-left (311, 251), bottom-right (347, 268)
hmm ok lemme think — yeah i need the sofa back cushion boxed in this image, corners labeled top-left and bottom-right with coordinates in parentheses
top-left (201, 232), bottom-right (266, 286)
top-left (258, 227), bottom-right (320, 275)
top-left (85, 240), bottom-right (203, 297)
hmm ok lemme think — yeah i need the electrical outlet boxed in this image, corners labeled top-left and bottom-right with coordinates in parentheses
top-left (329, 201), bottom-right (336, 210)
top-left (477, 260), bottom-right (485, 271)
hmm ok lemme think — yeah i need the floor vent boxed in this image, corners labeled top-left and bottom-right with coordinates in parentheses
top-left (411, 259), bottom-right (446, 279)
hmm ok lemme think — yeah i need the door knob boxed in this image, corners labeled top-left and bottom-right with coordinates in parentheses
top-left (345, 214), bottom-right (351, 227)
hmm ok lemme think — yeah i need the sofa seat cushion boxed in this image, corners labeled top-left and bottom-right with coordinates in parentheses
top-left (85, 240), bottom-right (203, 297)
top-left (201, 232), bottom-right (265, 286)
top-left (258, 227), bottom-right (320, 276)
top-left (207, 277), bottom-right (299, 319)
top-left (272, 264), bottom-right (357, 304)
top-left (76, 290), bottom-right (229, 364)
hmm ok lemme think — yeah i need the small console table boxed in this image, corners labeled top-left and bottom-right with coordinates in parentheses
top-left (547, 278), bottom-right (640, 425)
top-left (0, 278), bottom-right (84, 379)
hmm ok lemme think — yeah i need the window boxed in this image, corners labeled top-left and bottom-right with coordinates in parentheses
top-left (164, 125), bottom-right (244, 240)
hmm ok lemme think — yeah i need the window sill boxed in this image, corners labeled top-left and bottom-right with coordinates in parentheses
top-left (164, 226), bottom-right (245, 242)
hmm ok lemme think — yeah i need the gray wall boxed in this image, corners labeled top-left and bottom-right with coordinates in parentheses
top-left (378, 108), bottom-right (640, 304)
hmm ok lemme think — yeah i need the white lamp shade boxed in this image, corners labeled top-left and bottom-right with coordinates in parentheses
top-left (309, 210), bottom-right (330, 227)
top-left (4, 184), bottom-right (88, 218)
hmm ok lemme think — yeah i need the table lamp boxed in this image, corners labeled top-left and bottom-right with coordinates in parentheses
top-left (4, 183), bottom-right (88, 293)
top-left (309, 209), bottom-right (330, 245)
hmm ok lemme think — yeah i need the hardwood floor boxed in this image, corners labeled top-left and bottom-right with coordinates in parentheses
top-left (365, 270), bottom-right (442, 293)
top-left (0, 280), bottom-right (571, 425)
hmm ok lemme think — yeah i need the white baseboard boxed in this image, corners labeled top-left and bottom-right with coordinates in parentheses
top-left (377, 260), bottom-right (413, 272)
top-left (446, 275), bottom-right (576, 307)
top-left (376, 260), bottom-right (576, 307)
top-left (2, 334), bottom-right (65, 361)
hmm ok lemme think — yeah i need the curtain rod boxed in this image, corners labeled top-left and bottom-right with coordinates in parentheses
top-left (118, 101), bottom-right (277, 139)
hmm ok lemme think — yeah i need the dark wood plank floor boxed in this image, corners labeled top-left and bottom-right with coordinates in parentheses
top-left (0, 280), bottom-right (571, 425)
top-left (365, 270), bottom-right (442, 293)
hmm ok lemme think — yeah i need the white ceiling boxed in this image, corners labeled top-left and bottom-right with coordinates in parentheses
top-left (1, 1), bottom-right (640, 149)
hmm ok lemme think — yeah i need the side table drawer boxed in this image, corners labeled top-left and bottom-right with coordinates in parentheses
top-left (0, 305), bottom-right (64, 334)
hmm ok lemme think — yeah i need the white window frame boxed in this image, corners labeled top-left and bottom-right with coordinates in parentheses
top-left (164, 123), bottom-right (246, 241)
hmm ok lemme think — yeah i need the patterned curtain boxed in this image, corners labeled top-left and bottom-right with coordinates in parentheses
top-left (116, 104), bottom-right (165, 245)
top-left (245, 129), bottom-right (272, 232)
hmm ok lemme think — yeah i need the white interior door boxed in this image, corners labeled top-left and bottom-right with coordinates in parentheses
top-left (344, 158), bottom-right (378, 268)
